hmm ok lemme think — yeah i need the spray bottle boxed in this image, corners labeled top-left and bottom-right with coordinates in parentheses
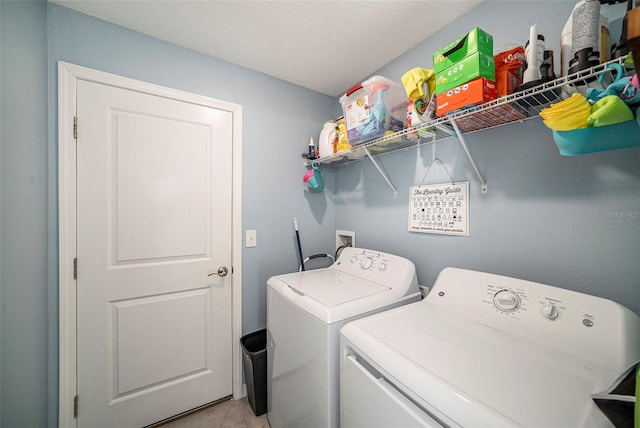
top-left (523, 24), bottom-right (545, 84)
top-left (307, 137), bottom-right (316, 160)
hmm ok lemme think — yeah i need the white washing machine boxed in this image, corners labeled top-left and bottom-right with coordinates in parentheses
top-left (341, 267), bottom-right (640, 427)
top-left (266, 247), bottom-right (421, 428)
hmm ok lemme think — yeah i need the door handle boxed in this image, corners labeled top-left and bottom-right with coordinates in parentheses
top-left (209, 266), bottom-right (229, 277)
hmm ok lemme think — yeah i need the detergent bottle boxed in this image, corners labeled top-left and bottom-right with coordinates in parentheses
top-left (318, 120), bottom-right (336, 158)
top-left (334, 117), bottom-right (350, 152)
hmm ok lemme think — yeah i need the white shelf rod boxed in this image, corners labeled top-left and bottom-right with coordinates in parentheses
top-left (363, 147), bottom-right (398, 198)
top-left (449, 118), bottom-right (488, 194)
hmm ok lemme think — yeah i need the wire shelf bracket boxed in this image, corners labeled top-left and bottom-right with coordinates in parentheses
top-left (449, 118), bottom-right (488, 194)
top-left (363, 147), bottom-right (398, 198)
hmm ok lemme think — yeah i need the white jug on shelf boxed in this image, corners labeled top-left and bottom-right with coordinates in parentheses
top-left (318, 120), bottom-right (336, 158)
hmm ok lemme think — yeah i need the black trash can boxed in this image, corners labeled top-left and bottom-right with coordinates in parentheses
top-left (241, 329), bottom-right (267, 416)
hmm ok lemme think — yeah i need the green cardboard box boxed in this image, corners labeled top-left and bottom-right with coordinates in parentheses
top-left (435, 51), bottom-right (495, 95)
top-left (433, 27), bottom-right (493, 74)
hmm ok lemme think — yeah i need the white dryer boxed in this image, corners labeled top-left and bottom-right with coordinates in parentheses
top-left (266, 247), bottom-right (421, 428)
top-left (341, 267), bottom-right (640, 427)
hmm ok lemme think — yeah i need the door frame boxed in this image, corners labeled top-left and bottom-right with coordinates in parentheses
top-left (58, 61), bottom-right (243, 428)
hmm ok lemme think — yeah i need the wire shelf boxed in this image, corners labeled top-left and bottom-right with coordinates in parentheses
top-left (307, 56), bottom-right (629, 168)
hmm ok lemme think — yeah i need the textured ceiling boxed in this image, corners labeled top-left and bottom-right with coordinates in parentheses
top-left (50, 0), bottom-right (484, 96)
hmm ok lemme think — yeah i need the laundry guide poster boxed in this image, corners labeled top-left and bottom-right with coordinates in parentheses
top-left (408, 182), bottom-right (469, 236)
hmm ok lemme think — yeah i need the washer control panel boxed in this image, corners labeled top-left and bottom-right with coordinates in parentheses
top-left (349, 251), bottom-right (388, 272)
top-left (332, 248), bottom-right (418, 295)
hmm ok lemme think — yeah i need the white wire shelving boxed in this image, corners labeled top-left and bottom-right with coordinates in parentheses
top-left (305, 56), bottom-right (630, 197)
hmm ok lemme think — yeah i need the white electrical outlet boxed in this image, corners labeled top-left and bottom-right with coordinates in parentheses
top-left (336, 230), bottom-right (355, 251)
top-left (246, 229), bottom-right (257, 248)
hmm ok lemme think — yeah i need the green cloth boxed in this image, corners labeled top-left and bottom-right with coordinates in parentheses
top-left (587, 95), bottom-right (635, 127)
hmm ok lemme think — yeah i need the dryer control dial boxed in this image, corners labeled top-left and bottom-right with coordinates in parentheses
top-left (493, 290), bottom-right (521, 312)
top-left (542, 304), bottom-right (559, 320)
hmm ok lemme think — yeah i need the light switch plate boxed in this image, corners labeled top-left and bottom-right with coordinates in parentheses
top-left (246, 229), bottom-right (257, 247)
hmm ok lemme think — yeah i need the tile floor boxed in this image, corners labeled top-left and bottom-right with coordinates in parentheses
top-left (156, 397), bottom-right (270, 428)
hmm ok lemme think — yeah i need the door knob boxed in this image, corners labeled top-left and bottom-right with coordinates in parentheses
top-left (209, 266), bottom-right (229, 277)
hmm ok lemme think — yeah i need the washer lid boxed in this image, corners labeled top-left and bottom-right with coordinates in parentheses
top-left (267, 269), bottom-right (419, 324)
top-left (341, 301), bottom-right (619, 427)
top-left (278, 269), bottom-right (389, 306)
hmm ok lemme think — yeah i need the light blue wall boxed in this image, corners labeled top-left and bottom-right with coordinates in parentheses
top-left (1, 1), bottom-right (49, 427)
top-left (2, 2), bottom-right (337, 426)
top-left (335, 0), bottom-right (640, 314)
top-left (1, 1), bottom-right (638, 427)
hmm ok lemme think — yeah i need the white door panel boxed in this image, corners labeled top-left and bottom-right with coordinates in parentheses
top-left (113, 289), bottom-right (209, 396)
top-left (76, 79), bottom-right (233, 427)
top-left (115, 110), bottom-right (210, 262)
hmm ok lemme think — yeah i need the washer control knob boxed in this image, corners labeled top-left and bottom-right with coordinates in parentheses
top-left (542, 304), bottom-right (559, 320)
top-left (350, 256), bottom-right (358, 264)
top-left (378, 263), bottom-right (387, 272)
top-left (493, 290), bottom-right (521, 312)
top-left (361, 257), bottom-right (373, 270)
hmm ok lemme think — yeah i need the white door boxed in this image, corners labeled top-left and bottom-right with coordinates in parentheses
top-left (75, 79), bottom-right (233, 427)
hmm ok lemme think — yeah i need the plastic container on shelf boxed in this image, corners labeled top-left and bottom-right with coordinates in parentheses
top-left (339, 76), bottom-right (407, 146)
top-left (552, 120), bottom-right (640, 156)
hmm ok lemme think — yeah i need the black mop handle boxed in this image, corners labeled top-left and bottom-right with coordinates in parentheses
top-left (293, 218), bottom-right (305, 271)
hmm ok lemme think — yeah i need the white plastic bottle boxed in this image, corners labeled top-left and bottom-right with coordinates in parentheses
top-left (318, 120), bottom-right (336, 158)
top-left (523, 24), bottom-right (544, 84)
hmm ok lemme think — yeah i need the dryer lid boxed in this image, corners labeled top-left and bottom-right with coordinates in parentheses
top-left (341, 302), bottom-right (620, 427)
